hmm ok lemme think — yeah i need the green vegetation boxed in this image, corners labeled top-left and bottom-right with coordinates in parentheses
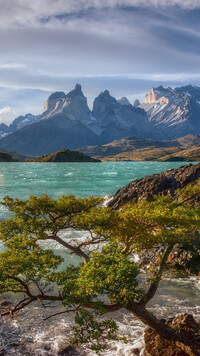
top-left (0, 184), bottom-right (200, 353)
top-left (31, 149), bottom-right (100, 162)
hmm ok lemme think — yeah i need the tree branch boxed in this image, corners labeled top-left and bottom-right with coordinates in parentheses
top-left (127, 301), bottom-right (197, 349)
top-left (139, 244), bottom-right (173, 306)
top-left (49, 234), bottom-right (90, 263)
top-left (7, 276), bottom-right (33, 298)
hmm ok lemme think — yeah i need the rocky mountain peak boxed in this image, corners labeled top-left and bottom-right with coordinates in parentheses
top-left (75, 83), bottom-right (82, 91)
top-left (47, 91), bottom-right (65, 101)
top-left (44, 91), bottom-right (66, 112)
top-left (145, 86), bottom-right (173, 104)
top-left (42, 83), bottom-right (89, 120)
top-left (98, 90), bottom-right (111, 99)
top-left (66, 83), bottom-right (84, 99)
top-left (134, 99), bottom-right (140, 107)
top-left (175, 85), bottom-right (200, 102)
top-left (118, 97), bottom-right (130, 106)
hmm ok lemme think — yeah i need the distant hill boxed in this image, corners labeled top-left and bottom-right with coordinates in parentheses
top-left (0, 151), bottom-right (16, 162)
top-left (78, 136), bottom-right (181, 159)
top-left (0, 148), bottom-right (31, 162)
top-left (78, 134), bottom-right (200, 161)
top-left (103, 147), bottom-right (181, 161)
top-left (31, 149), bottom-right (100, 162)
top-left (160, 146), bottom-right (200, 162)
top-left (101, 146), bottom-right (200, 162)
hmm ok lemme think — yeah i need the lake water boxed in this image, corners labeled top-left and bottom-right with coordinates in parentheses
top-left (0, 161), bottom-right (195, 204)
top-left (0, 161), bottom-right (199, 355)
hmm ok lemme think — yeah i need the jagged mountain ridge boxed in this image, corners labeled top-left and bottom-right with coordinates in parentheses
top-left (141, 85), bottom-right (200, 139)
top-left (0, 84), bottom-right (153, 155)
top-left (0, 113), bottom-right (39, 139)
top-left (0, 83), bottom-right (200, 156)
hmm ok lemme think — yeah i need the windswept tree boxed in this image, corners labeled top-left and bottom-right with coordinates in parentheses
top-left (0, 183), bottom-right (200, 353)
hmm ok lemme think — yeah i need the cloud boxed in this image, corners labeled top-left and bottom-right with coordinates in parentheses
top-left (0, 1), bottom-right (199, 117)
top-left (0, 1), bottom-right (199, 28)
top-left (0, 63), bottom-right (26, 69)
top-left (0, 106), bottom-right (17, 124)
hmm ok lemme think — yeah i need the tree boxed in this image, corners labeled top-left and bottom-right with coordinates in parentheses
top-left (0, 183), bottom-right (200, 353)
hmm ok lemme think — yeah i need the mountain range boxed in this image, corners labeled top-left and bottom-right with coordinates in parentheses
top-left (0, 84), bottom-right (200, 156)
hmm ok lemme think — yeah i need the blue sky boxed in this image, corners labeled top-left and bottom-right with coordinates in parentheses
top-left (0, 0), bottom-right (200, 123)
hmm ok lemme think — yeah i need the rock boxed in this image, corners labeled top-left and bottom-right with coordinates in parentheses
top-left (108, 162), bottom-right (200, 275)
top-left (129, 347), bottom-right (140, 355)
top-left (139, 235), bottom-right (200, 275)
top-left (143, 314), bottom-right (200, 356)
top-left (59, 345), bottom-right (86, 355)
top-left (108, 162), bottom-right (200, 209)
top-left (0, 300), bottom-right (11, 307)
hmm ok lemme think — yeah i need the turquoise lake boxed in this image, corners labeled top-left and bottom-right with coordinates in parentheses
top-left (0, 161), bottom-right (197, 220)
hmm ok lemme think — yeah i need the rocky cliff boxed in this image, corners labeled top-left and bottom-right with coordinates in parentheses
top-left (90, 90), bottom-right (154, 143)
top-left (108, 162), bottom-right (200, 209)
top-left (41, 84), bottom-right (90, 125)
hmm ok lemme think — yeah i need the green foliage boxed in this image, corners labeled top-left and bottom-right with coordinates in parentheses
top-left (0, 182), bottom-right (199, 352)
top-left (77, 244), bottom-right (143, 305)
top-left (108, 196), bottom-right (200, 252)
top-left (71, 310), bottom-right (120, 353)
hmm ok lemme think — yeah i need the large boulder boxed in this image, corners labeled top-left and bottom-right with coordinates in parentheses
top-left (144, 314), bottom-right (200, 356)
top-left (108, 163), bottom-right (200, 210)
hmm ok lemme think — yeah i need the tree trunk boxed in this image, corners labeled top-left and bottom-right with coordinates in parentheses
top-left (127, 302), bottom-right (195, 348)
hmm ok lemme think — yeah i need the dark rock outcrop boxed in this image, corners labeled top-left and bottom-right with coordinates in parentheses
top-left (144, 314), bottom-right (200, 356)
top-left (108, 163), bottom-right (200, 209)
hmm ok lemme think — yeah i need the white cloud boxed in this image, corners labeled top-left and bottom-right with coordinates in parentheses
top-left (0, 0), bottom-right (199, 28)
top-left (0, 63), bottom-right (26, 69)
top-left (0, 106), bottom-right (17, 124)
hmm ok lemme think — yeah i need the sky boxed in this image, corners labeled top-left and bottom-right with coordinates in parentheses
top-left (0, 0), bottom-right (200, 124)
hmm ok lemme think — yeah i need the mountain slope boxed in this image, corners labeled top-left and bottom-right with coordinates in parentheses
top-left (0, 114), bottom-right (39, 139)
top-left (0, 115), bottom-right (100, 156)
top-left (141, 85), bottom-right (200, 139)
top-left (90, 90), bottom-right (156, 142)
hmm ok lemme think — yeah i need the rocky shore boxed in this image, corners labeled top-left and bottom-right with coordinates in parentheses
top-left (108, 162), bottom-right (200, 209)
top-left (144, 314), bottom-right (200, 356)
